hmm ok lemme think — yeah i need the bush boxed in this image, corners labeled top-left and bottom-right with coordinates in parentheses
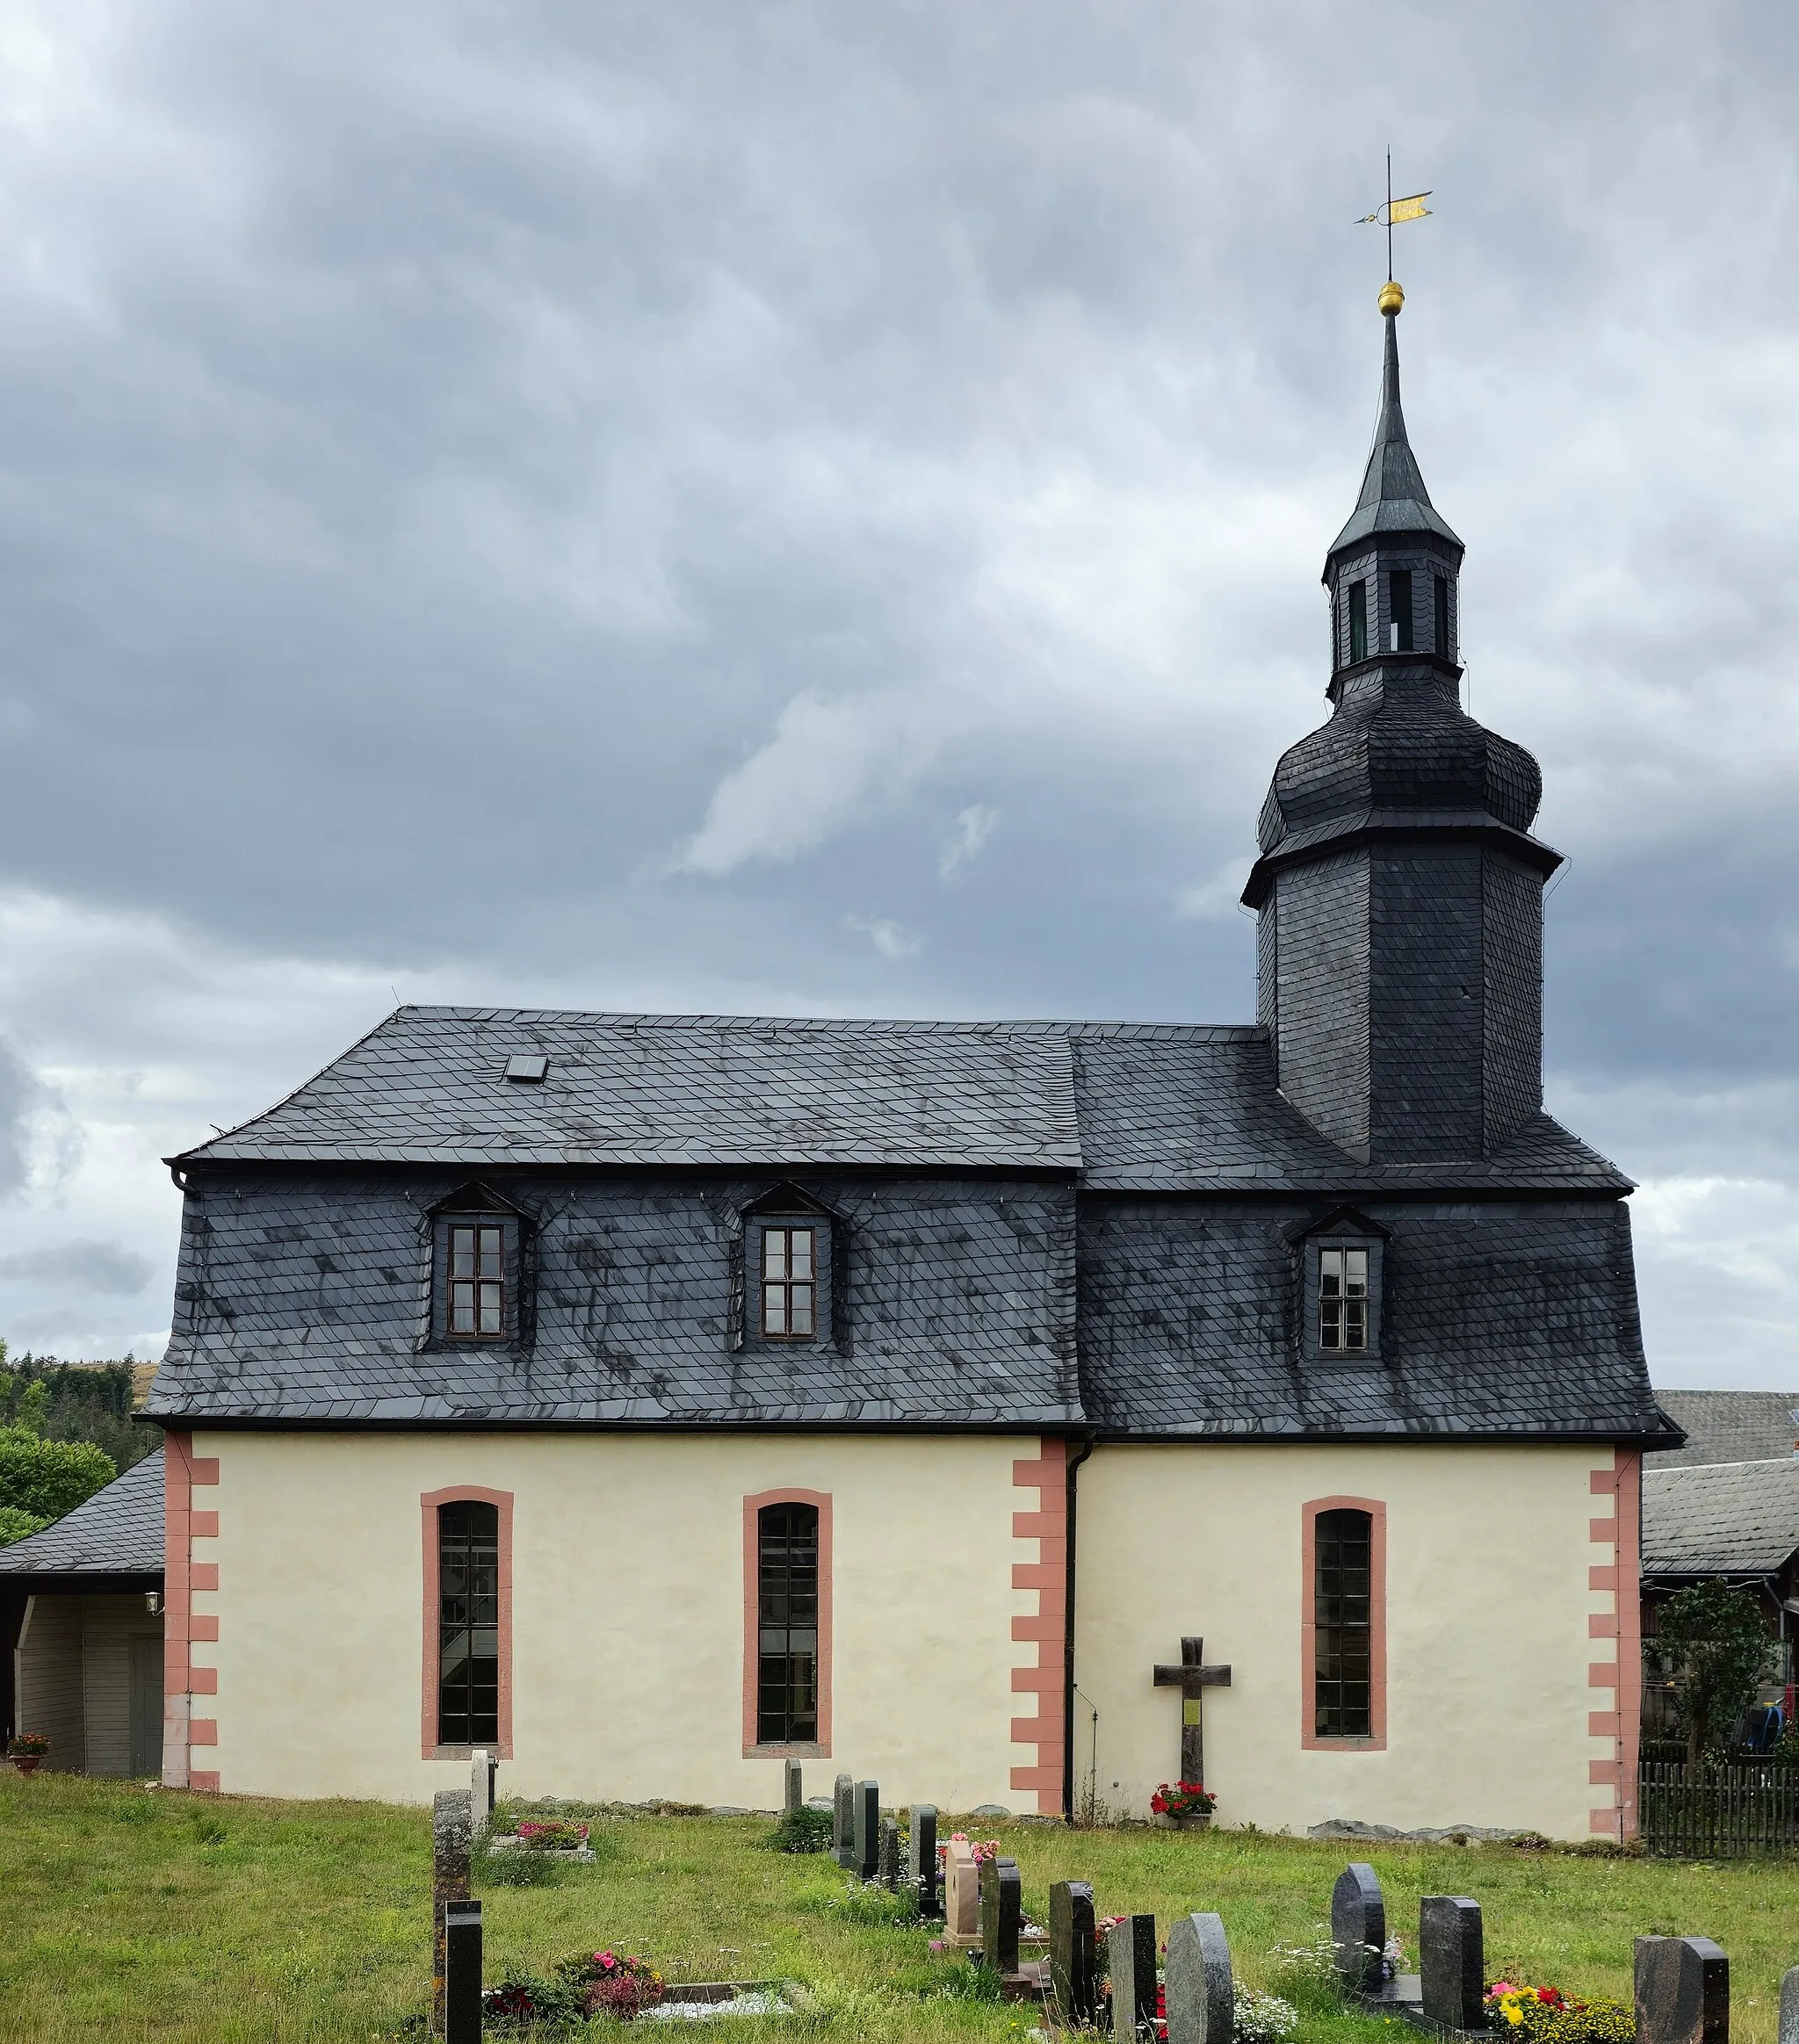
top-left (766, 1806), bottom-right (834, 1854)
top-left (0, 1506), bottom-right (50, 1547)
top-left (0, 1427), bottom-right (115, 1523)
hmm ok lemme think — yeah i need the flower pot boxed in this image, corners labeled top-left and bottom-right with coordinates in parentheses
top-left (11, 1755), bottom-right (43, 1777)
top-left (1152, 1810), bottom-right (1210, 1831)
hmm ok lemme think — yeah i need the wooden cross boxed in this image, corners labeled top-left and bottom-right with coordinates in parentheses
top-left (1152, 1636), bottom-right (1232, 1786)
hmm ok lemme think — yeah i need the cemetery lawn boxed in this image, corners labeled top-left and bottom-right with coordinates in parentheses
top-left (2, 1774), bottom-right (1796, 2042)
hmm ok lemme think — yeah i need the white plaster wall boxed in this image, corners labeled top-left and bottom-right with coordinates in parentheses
top-left (195, 1431), bottom-right (1030, 1808)
top-left (1073, 1442), bottom-right (1615, 1840)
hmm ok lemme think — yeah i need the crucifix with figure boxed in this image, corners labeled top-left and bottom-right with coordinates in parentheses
top-left (1152, 1636), bottom-right (1232, 1786)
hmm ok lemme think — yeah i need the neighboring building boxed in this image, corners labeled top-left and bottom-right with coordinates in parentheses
top-left (1644, 1390), bottom-right (1799, 1470)
top-left (143, 286), bottom-right (1674, 1838)
top-left (0, 1451), bottom-right (166, 1776)
top-left (1640, 1455), bottom-right (1799, 1736)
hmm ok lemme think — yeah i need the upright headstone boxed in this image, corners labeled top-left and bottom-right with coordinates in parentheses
top-left (1636, 1937), bottom-right (1729, 2044)
top-left (469, 1751), bottom-right (495, 1842)
top-left (1048, 1879), bottom-right (1097, 2026)
top-left (1778, 1966), bottom-right (1799, 2044)
top-left (979, 1853), bottom-right (1022, 1977)
top-left (852, 1780), bottom-right (881, 1881)
top-left (431, 1789), bottom-right (473, 2035)
top-left (833, 1773), bottom-right (855, 1867)
top-left (784, 1759), bottom-right (804, 1817)
top-left (1420, 1897), bottom-right (1485, 2033)
top-left (878, 1816), bottom-right (902, 1891)
top-left (443, 1898), bottom-right (482, 2044)
top-left (907, 1804), bottom-right (939, 1919)
top-left (1165, 1911), bottom-right (1233, 2044)
top-left (1332, 1863), bottom-right (1386, 1994)
top-left (942, 1834), bottom-right (979, 1945)
top-left (1109, 1914), bottom-right (1159, 2041)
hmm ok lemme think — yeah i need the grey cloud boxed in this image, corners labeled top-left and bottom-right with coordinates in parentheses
top-left (0, 1239), bottom-right (154, 1296)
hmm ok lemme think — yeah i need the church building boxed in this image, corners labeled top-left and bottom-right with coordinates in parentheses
top-left (143, 287), bottom-right (1673, 1838)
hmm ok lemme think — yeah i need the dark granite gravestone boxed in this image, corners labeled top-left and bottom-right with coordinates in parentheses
top-left (979, 1854), bottom-right (1022, 1977)
top-left (878, 1816), bottom-right (902, 1892)
top-left (832, 1773), bottom-right (854, 1867)
top-left (1048, 1879), bottom-right (1097, 2026)
top-left (852, 1780), bottom-right (881, 1881)
top-left (784, 1759), bottom-right (804, 1817)
top-left (1779, 1966), bottom-right (1798, 2044)
top-left (1420, 1897), bottom-right (1485, 2032)
top-left (907, 1804), bottom-right (939, 1919)
top-left (431, 1789), bottom-right (473, 2034)
top-left (1332, 1863), bottom-right (1386, 1993)
top-left (1165, 1911), bottom-right (1233, 2044)
top-left (443, 1898), bottom-right (482, 2044)
top-left (1109, 1914), bottom-right (1159, 2040)
top-left (1636, 1936), bottom-right (1729, 2044)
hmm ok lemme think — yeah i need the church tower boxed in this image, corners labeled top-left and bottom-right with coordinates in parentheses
top-left (1242, 285), bottom-right (1563, 1164)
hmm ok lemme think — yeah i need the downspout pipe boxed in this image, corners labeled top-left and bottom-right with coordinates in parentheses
top-left (1062, 1431), bottom-right (1097, 1825)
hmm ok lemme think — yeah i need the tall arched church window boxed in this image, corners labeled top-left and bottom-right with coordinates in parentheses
top-left (1301, 1496), bottom-right (1387, 1751)
top-left (742, 1488), bottom-right (832, 1755)
top-left (438, 1500), bottom-right (500, 1748)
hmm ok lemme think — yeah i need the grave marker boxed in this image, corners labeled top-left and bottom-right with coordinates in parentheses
top-left (1151, 1635), bottom-right (1232, 1788)
top-left (878, 1816), bottom-right (901, 1892)
top-left (469, 1751), bottom-right (495, 1842)
top-left (1109, 1914), bottom-right (1159, 2041)
top-left (833, 1773), bottom-right (854, 1867)
top-left (1332, 1863), bottom-right (1386, 1994)
top-left (443, 1898), bottom-right (482, 2044)
top-left (1777, 1966), bottom-right (1798, 2044)
top-left (942, 1835), bottom-right (980, 1947)
top-left (853, 1780), bottom-right (881, 1881)
top-left (784, 1759), bottom-right (804, 1816)
top-left (979, 1853), bottom-right (1022, 1978)
top-left (1420, 1897), bottom-right (1485, 2033)
top-left (1166, 1910), bottom-right (1233, 2044)
top-left (431, 1789), bottom-right (473, 2035)
top-left (907, 1804), bottom-right (939, 1919)
top-left (1636, 1937), bottom-right (1729, 2044)
top-left (1048, 1879), bottom-right (1097, 2027)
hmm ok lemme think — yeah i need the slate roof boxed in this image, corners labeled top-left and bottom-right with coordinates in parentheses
top-left (0, 1449), bottom-right (164, 1578)
top-left (1641, 1457), bottom-right (1799, 1578)
top-left (1328, 311), bottom-right (1463, 559)
top-left (174, 1008), bottom-right (1628, 1195)
top-left (1644, 1390), bottom-right (1799, 1470)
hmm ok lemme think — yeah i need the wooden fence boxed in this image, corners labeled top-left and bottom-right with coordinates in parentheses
top-left (1638, 1760), bottom-right (1799, 1857)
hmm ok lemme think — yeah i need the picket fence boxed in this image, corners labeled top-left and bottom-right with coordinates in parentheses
top-left (1638, 1759), bottom-right (1799, 1857)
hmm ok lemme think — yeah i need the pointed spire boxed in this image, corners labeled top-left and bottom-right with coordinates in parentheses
top-left (1328, 290), bottom-right (1461, 557)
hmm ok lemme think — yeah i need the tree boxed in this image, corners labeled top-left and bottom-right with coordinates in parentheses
top-left (1657, 1578), bottom-right (1779, 1762)
top-left (0, 1424), bottom-right (116, 1541)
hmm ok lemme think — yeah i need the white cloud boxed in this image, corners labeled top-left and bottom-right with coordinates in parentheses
top-left (846, 914), bottom-right (922, 963)
top-left (938, 805), bottom-right (1000, 879)
top-left (1175, 857), bottom-right (1254, 922)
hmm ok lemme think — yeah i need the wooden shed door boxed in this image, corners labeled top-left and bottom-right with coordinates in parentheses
top-left (129, 1636), bottom-right (163, 1778)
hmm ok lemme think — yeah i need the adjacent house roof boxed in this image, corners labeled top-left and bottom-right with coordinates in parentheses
top-left (1642, 1456), bottom-right (1799, 1578)
top-left (172, 1008), bottom-right (1629, 1195)
top-left (0, 1449), bottom-right (164, 1578)
top-left (1644, 1390), bottom-right (1799, 1470)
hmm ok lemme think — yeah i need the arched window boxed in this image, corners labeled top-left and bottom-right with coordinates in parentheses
top-left (1303, 1496), bottom-right (1385, 1749)
top-left (756, 1501), bottom-right (820, 1746)
top-left (438, 1500), bottom-right (500, 1748)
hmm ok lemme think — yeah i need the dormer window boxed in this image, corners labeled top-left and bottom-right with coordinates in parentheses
top-left (429, 1183), bottom-right (530, 1347)
top-left (449, 1224), bottom-right (506, 1336)
top-left (1319, 1247), bottom-right (1368, 1353)
top-left (761, 1226), bottom-right (817, 1340)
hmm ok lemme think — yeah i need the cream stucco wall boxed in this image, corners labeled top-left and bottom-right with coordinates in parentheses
top-left (1073, 1442), bottom-right (1616, 1839)
top-left (193, 1431), bottom-right (1036, 1807)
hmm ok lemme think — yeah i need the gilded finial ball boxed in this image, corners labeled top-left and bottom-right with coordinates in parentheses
top-left (1378, 279), bottom-right (1405, 317)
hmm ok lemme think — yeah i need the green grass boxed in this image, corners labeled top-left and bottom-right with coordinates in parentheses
top-left (1, 1773), bottom-right (1795, 2040)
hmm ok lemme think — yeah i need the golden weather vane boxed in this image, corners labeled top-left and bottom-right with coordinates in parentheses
top-left (1356, 149), bottom-right (1432, 300)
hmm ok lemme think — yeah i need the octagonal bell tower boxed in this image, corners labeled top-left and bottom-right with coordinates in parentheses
top-left (1241, 286), bottom-right (1563, 1165)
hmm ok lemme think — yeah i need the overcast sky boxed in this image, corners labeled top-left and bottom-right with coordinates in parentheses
top-left (0, 1), bottom-right (1794, 1391)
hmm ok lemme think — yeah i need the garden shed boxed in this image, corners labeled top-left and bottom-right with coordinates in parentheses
top-left (0, 1448), bottom-right (165, 1776)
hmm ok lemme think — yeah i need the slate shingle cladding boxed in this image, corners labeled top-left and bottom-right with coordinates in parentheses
top-left (145, 305), bottom-right (1672, 1450)
top-left (0, 1449), bottom-right (165, 1578)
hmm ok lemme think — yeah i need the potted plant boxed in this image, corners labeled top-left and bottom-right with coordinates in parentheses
top-left (1149, 1780), bottom-right (1217, 1830)
top-left (6, 1731), bottom-right (50, 1777)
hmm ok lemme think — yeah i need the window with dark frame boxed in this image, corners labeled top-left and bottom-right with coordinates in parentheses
top-left (1348, 579), bottom-right (1368, 662)
top-left (1390, 568), bottom-right (1413, 652)
top-left (437, 1500), bottom-right (499, 1748)
top-left (756, 1501), bottom-right (820, 1744)
top-left (1319, 1246), bottom-right (1369, 1353)
top-left (447, 1222), bottom-right (506, 1338)
top-left (760, 1226), bottom-right (816, 1340)
top-left (1434, 574), bottom-right (1449, 658)
top-left (1314, 1506), bottom-right (1373, 1738)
